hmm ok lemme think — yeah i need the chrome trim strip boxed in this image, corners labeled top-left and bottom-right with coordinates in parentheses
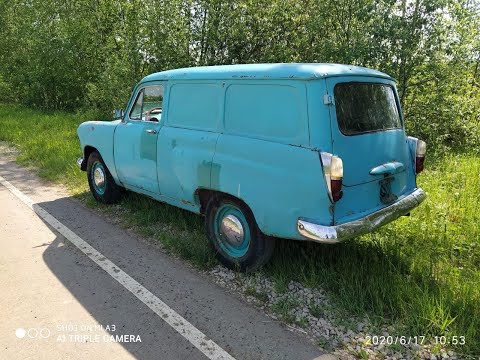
top-left (369, 161), bottom-right (405, 175)
top-left (298, 188), bottom-right (426, 244)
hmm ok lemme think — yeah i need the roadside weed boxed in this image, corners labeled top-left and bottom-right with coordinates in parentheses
top-left (244, 287), bottom-right (269, 303)
top-left (271, 297), bottom-right (298, 323)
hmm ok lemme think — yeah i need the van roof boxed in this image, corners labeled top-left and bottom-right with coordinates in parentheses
top-left (141, 63), bottom-right (393, 82)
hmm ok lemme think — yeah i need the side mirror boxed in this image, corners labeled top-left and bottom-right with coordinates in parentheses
top-left (113, 108), bottom-right (125, 120)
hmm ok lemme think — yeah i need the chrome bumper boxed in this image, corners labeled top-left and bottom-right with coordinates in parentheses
top-left (77, 157), bottom-right (86, 171)
top-left (297, 188), bottom-right (426, 244)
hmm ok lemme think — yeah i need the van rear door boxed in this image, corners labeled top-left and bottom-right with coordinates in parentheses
top-left (325, 77), bottom-right (413, 224)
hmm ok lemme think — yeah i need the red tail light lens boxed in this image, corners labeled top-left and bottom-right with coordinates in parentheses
top-left (415, 156), bottom-right (425, 174)
top-left (331, 179), bottom-right (343, 202)
top-left (415, 140), bottom-right (426, 174)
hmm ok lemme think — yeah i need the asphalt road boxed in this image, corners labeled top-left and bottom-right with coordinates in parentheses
top-left (0, 154), bottom-right (331, 360)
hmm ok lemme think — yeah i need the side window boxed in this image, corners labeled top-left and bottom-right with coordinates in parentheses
top-left (129, 85), bottom-right (164, 121)
top-left (143, 86), bottom-right (164, 121)
top-left (130, 90), bottom-right (144, 120)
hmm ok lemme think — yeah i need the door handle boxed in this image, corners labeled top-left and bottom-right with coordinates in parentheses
top-left (146, 129), bottom-right (157, 134)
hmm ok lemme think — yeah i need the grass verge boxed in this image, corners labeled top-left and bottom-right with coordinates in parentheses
top-left (0, 104), bottom-right (478, 356)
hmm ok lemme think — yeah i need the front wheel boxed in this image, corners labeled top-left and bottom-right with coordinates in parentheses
top-left (87, 151), bottom-right (123, 204)
top-left (205, 195), bottom-right (275, 272)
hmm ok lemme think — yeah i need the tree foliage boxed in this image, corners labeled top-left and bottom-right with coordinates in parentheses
top-left (0, 0), bottom-right (478, 152)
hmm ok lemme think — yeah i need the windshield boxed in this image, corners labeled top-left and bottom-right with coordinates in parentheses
top-left (334, 83), bottom-right (402, 135)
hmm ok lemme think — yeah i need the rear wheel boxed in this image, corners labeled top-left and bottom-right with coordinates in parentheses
top-left (87, 151), bottom-right (123, 204)
top-left (205, 195), bottom-right (275, 272)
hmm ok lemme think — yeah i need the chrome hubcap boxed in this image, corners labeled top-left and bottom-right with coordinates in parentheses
top-left (93, 167), bottom-right (105, 188)
top-left (219, 214), bottom-right (245, 246)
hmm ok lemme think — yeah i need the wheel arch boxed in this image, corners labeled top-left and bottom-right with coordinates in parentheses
top-left (83, 145), bottom-right (97, 161)
top-left (78, 145), bottom-right (98, 171)
top-left (83, 145), bottom-right (122, 186)
top-left (195, 188), bottom-right (258, 225)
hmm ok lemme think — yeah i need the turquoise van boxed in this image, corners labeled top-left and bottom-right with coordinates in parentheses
top-left (77, 64), bottom-right (427, 271)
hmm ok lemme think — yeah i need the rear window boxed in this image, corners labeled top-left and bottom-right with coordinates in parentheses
top-left (334, 83), bottom-right (402, 135)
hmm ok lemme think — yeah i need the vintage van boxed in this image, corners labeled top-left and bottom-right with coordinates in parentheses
top-left (77, 63), bottom-right (427, 271)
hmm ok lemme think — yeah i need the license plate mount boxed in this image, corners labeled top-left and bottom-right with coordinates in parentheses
top-left (379, 177), bottom-right (398, 204)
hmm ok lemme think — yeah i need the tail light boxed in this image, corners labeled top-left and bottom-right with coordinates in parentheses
top-left (415, 140), bottom-right (427, 174)
top-left (321, 152), bottom-right (344, 202)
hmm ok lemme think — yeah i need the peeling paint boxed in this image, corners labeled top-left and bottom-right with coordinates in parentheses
top-left (197, 161), bottom-right (211, 187)
top-left (210, 163), bottom-right (221, 190)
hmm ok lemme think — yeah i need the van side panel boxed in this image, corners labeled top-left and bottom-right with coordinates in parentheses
top-left (156, 82), bottom-right (221, 204)
top-left (212, 136), bottom-right (331, 239)
top-left (223, 81), bottom-right (309, 146)
top-left (157, 127), bottom-right (218, 204)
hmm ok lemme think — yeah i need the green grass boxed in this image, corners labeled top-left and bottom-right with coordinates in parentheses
top-left (0, 105), bottom-right (87, 191)
top-left (0, 104), bottom-right (478, 356)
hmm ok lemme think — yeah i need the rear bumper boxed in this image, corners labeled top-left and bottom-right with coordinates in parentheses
top-left (297, 188), bottom-right (426, 244)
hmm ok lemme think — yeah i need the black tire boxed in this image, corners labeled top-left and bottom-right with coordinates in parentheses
top-left (205, 195), bottom-right (275, 272)
top-left (86, 151), bottom-right (124, 204)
